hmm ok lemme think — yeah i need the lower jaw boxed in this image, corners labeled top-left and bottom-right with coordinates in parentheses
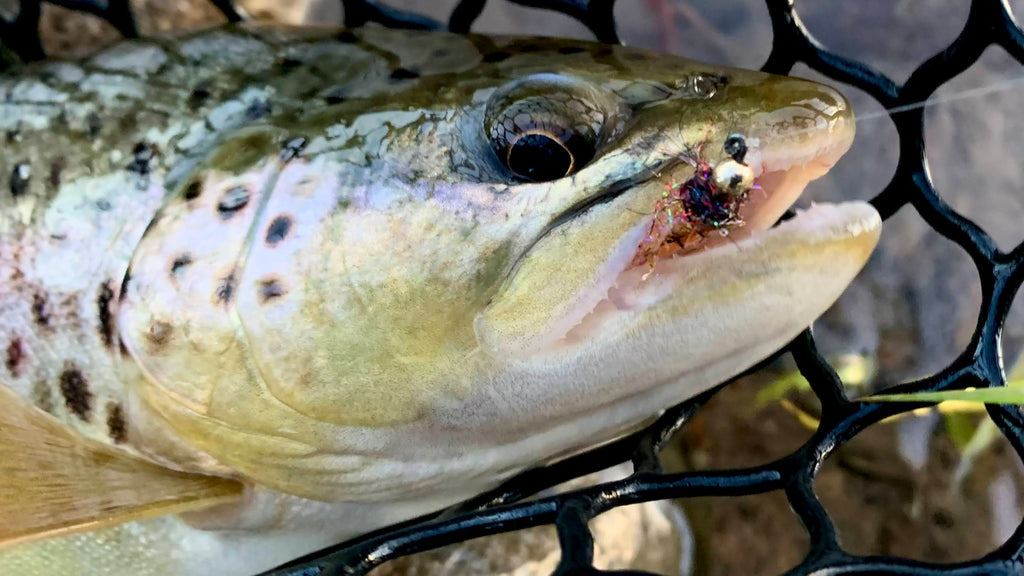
top-left (560, 199), bottom-right (865, 350)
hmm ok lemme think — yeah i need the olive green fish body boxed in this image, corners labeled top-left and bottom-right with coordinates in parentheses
top-left (0, 24), bottom-right (879, 575)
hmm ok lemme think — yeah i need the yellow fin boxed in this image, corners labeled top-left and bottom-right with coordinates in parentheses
top-left (0, 385), bottom-right (244, 549)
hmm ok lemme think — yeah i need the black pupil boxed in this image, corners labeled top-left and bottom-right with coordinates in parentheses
top-left (508, 133), bottom-right (573, 181)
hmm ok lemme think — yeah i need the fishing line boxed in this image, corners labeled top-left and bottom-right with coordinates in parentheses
top-left (854, 71), bottom-right (1024, 122)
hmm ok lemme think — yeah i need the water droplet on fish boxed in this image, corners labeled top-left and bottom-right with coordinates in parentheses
top-left (693, 75), bottom-right (718, 98)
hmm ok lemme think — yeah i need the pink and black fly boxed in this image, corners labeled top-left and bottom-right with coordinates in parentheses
top-left (633, 133), bottom-right (758, 271)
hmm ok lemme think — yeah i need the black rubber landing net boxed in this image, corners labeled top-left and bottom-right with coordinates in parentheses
top-left (2, 1), bottom-right (1023, 575)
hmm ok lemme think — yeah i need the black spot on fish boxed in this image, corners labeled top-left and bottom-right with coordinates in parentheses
top-left (216, 271), bottom-right (236, 305)
top-left (127, 142), bottom-right (156, 175)
top-left (49, 157), bottom-right (66, 190)
top-left (245, 100), bottom-right (272, 121)
top-left (5, 128), bottom-right (21, 143)
top-left (482, 51), bottom-right (511, 63)
top-left (323, 91), bottom-right (346, 105)
top-left (258, 278), bottom-right (285, 304)
top-left (6, 337), bottom-right (24, 377)
top-left (280, 137), bottom-right (307, 161)
top-left (217, 186), bottom-right (250, 219)
top-left (170, 254), bottom-right (193, 279)
top-left (146, 321), bottom-right (172, 347)
top-left (337, 30), bottom-right (359, 43)
top-left (96, 199), bottom-right (112, 211)
top-left (265, 215), bottom-right (293, 246)
top-left (557, 46), bottom-right (586, 55)
top-left (60, 365), bottom-right (92, 421)
top-left (279, 56), bottom-right (303, 71)
top-left (431, 48), bottom-right (450, 59)
top-left (32, 292), bottom-right (50, 327)
top-left (390, 67), bottom-right (419, 80)
top-left (188, 82), bottom-right (213, 110)
top-left (97, 283), bottom-right (115, 349)
top-left (184, 179), bottom-right (202, 201)
top-left (86, 112), bottom-right (103, 138)
top-left (10, 163), bottom-right (30, 197)
top-left (106, 403), bottom-right (128, 444)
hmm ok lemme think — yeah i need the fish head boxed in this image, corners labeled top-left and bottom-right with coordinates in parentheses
top-left (120, 30), bottom-right (878, 502)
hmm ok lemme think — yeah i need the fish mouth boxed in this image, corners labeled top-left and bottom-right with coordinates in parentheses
top-left (558, 130), bottom-right (860, 345)
top-left (475, 117), bottom-right (873, 358)
top-left (632, 130), bottom-right (855, 263)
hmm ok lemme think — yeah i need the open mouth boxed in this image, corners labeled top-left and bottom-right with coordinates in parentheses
top-left (555, 134), bottom-right (860, 345)
top-left (644, 146), bottom-right (849, 263)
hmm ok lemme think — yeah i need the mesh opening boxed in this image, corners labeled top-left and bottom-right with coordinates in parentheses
top-left (3, 1), bottom-right (1022, 575)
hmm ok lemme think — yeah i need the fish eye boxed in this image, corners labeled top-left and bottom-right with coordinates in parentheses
top-left (484, 74), bottom-right (619, 183)
top-left (507, 132), bottom-right (576, 182)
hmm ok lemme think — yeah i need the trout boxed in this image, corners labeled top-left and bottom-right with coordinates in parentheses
top-left (0, 24), bottom-right (880, 575)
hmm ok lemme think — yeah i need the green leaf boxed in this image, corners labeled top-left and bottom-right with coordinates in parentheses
top-left (959, 418), bottom-right (1001, 461)
top-left (754, 371), bottom-right (810, 407)
top-left (755, 354), bottom-right (874, 407)
top-left (863, 385), bottom-right (1023, 405)
top-left (943, 412), bottom-right (979, 451)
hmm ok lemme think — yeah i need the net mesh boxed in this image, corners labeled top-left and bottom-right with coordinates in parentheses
top-left (2, 1), bottom-right (1022, 575)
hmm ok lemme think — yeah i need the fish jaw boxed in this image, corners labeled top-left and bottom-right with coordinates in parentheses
top-left (461, 76), bottom-right (876, 471)
top-left (454, 201), bottom-right (879, 476)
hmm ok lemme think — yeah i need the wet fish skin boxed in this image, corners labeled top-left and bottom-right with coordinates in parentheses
top-left (0, 24), bottom-right (877, 575)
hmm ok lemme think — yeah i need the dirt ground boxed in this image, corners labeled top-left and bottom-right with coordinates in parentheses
top-left (672, 375), bottom-right (1023, 574)
top-left (4, 1), bottom-right (1023, 574)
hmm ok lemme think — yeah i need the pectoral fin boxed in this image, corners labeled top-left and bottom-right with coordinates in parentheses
top-left (0, 385), bottom-right (244, 549)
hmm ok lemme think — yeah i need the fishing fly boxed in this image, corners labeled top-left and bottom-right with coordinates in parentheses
top-left (633, 133), bottom-right (757, 272)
